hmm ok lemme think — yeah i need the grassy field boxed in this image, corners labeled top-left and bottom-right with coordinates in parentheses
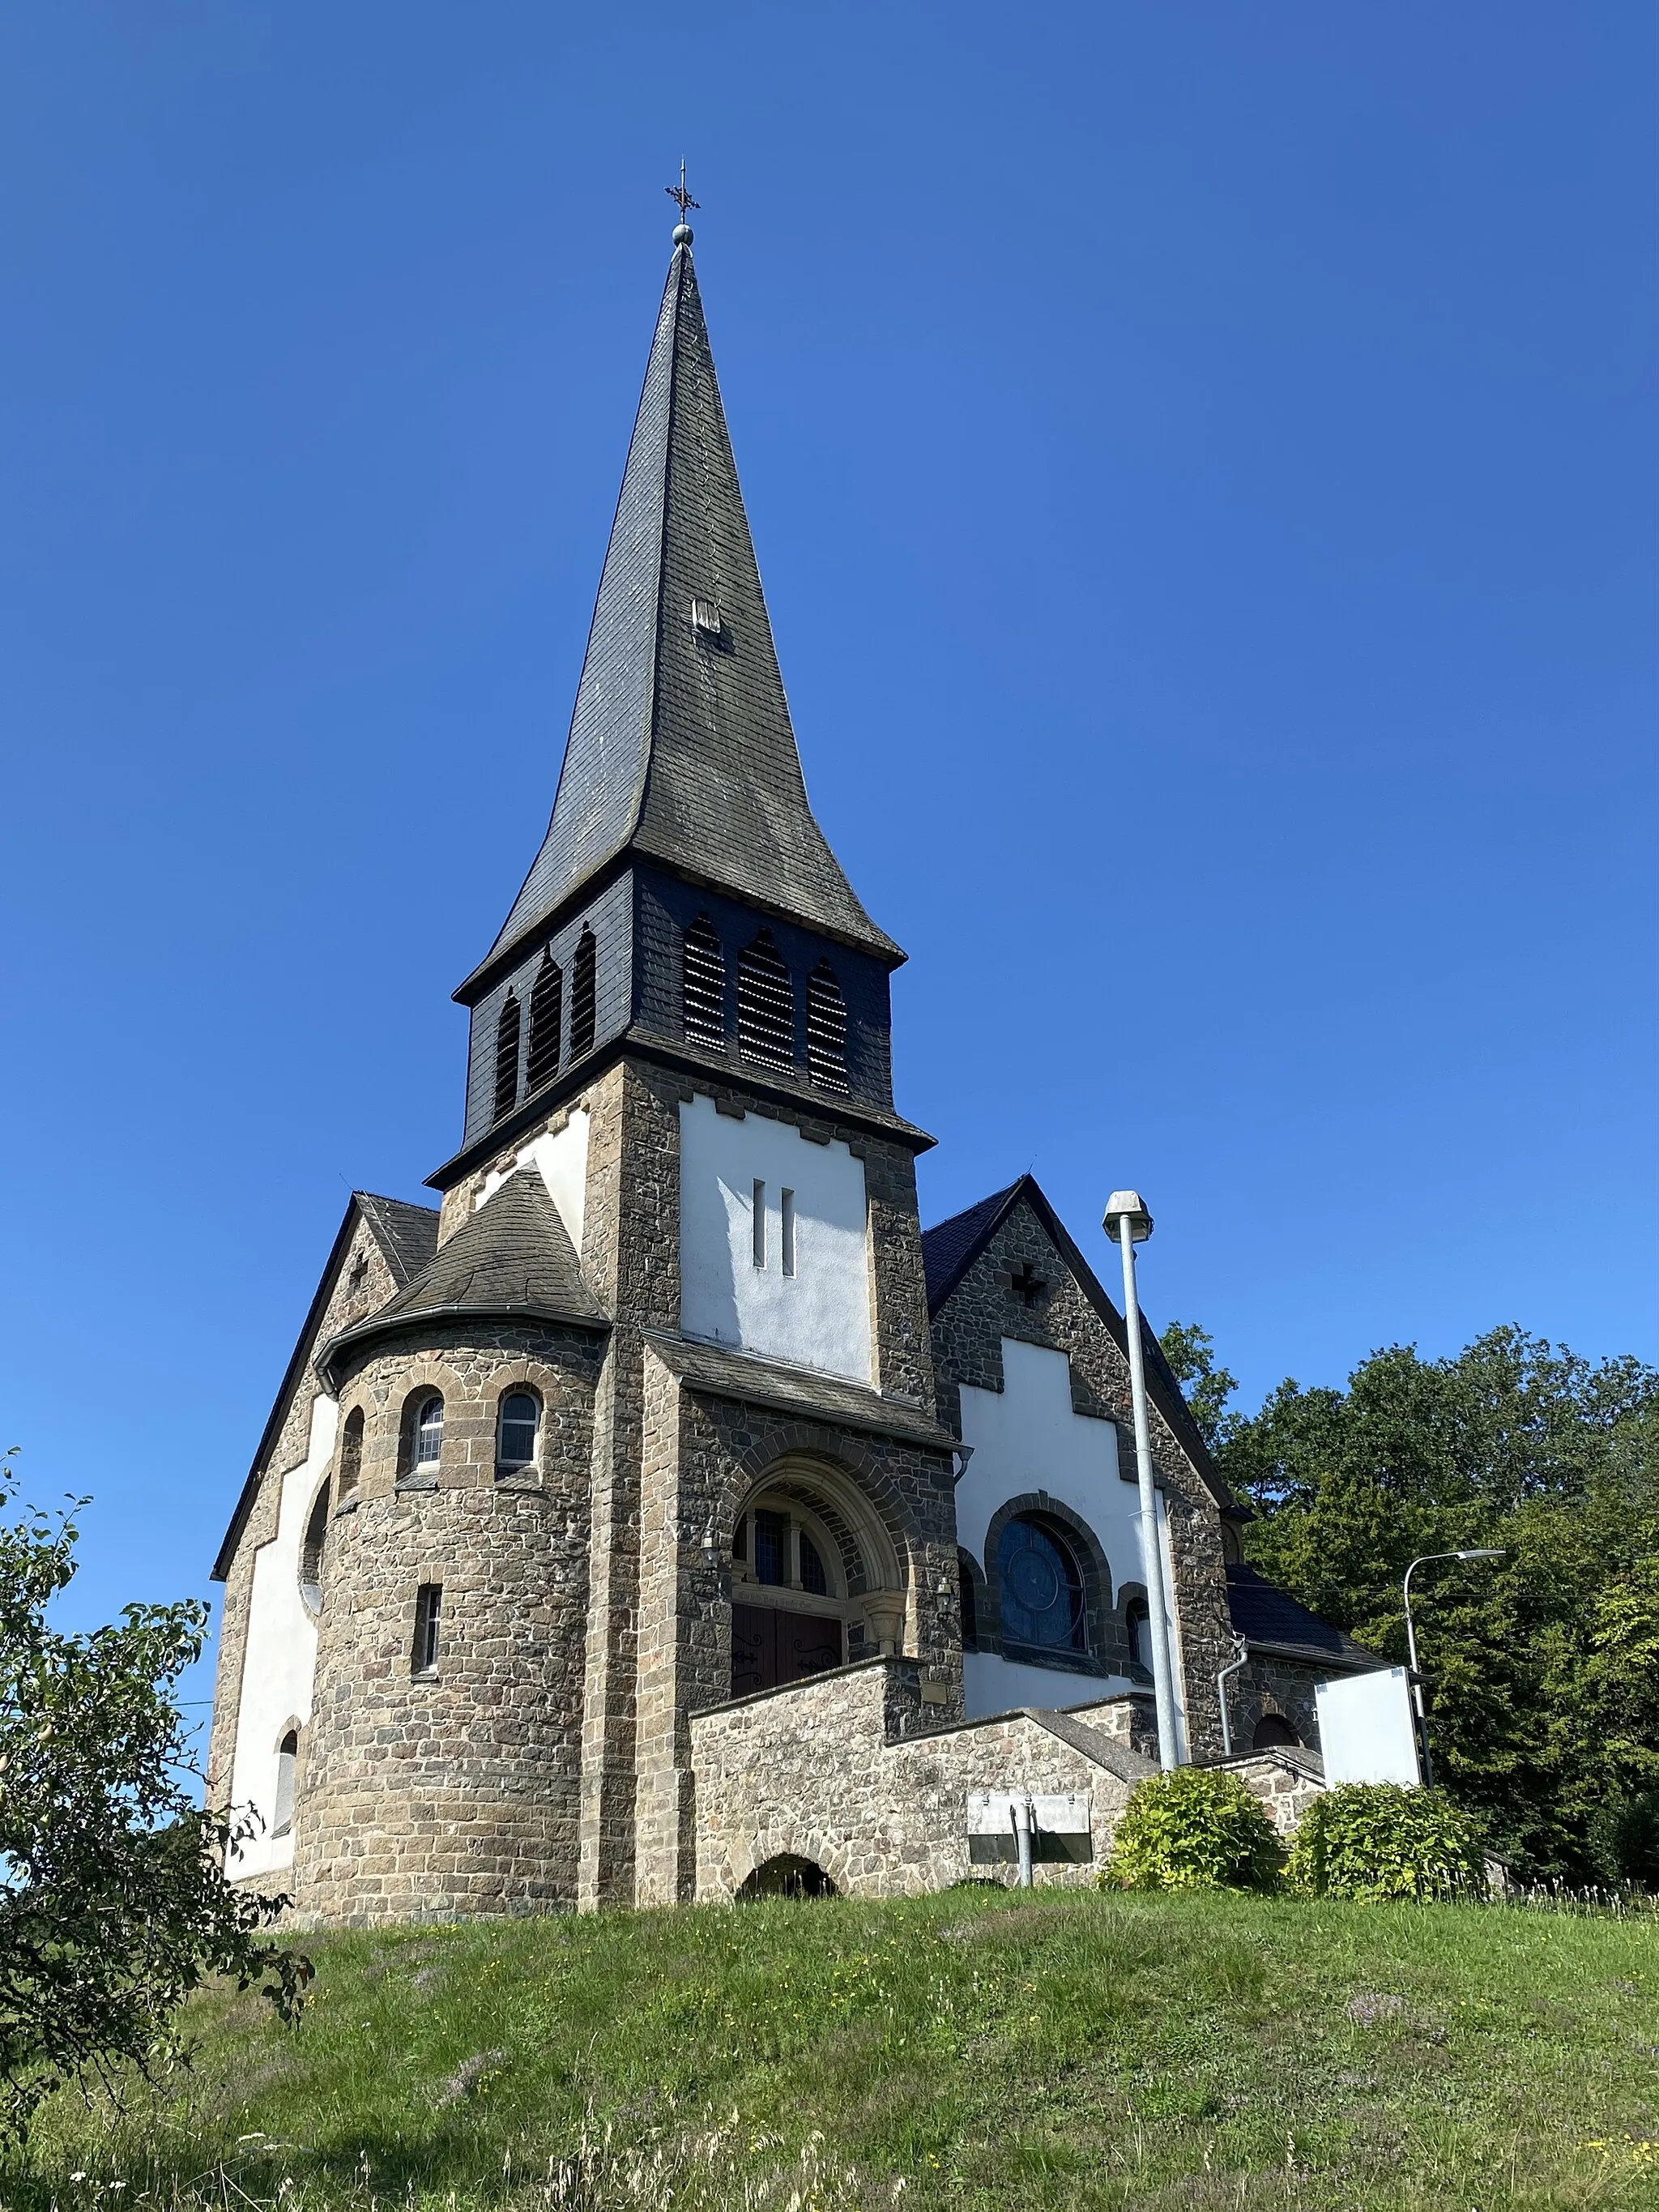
top-left (9, 1888), bottom-right (1659, 2210)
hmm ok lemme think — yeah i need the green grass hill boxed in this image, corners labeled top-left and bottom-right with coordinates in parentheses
top-left (11, 1888), bottom-right (1659, 2210)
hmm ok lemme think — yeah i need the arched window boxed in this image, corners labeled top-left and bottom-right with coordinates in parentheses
top-left (273, 1729), bottom-right (298, 1839)
top-left (997, 1515), bottom-right (1087, 1656)
top-left (300, 1483), bottom-right (331, 1611)
top-left (496, 1389), bottom-right (539, 1478)
top-left (1252, 1714), bottom-right (1300, 1750)
top-left (337, 1407), bottom-right (364, 1500)
top-left (736, 929), bottom-right (795, 1071)
top-left (493, 992), bottom-right (522, 1121)
top-left (1124, 1595), bottom-right (1150, 1671)
top-left (569, 928), bottom-right (597, 1059)
top-left (399, 1390), bottom-right (444, 1480)
top-left (527, 950), bottom-right (563, 1091)
top-left (805, 962), bottom-right (849, 1093)
top-left (682, 915), bottom-right (726, 1049)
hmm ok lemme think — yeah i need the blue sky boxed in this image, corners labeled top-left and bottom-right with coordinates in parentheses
top-left (2, 2), bottom-right (1653, 1719)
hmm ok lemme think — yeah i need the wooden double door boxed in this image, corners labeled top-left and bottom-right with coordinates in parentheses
top-left (731, 1603), bottom-right (843, 1697)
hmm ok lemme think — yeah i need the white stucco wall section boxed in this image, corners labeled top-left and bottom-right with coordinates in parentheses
top-left (678, 1093), bottom-right (872, 1383)
top-left (476, 1106), bottom-right (589, 1252)
top-left (956, 1338), bottom-right (1180, 1724)
top-left (225, 1390), bottom-right (335, 1879)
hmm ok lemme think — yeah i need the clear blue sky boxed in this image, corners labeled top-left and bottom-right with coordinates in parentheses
top-left (3, 3), bottom-right (1653, 1718)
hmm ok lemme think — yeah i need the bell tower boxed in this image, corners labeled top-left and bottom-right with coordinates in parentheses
top-left (420, 214), bottom-right (958, 1910)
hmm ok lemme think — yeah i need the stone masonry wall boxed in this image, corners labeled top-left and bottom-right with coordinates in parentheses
top-left (930, 1198), bottom-right (1236, 1759)
top-left (293, 1321), bottom-right (603, 1925)
top-left (207, 1205), bottom-right (429, 1822)
top-left (690, 1658), bottom-right (1146, 1899)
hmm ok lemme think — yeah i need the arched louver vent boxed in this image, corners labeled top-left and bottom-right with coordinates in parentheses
top-left (492, 992), bottom-right (521, 1121)
top-left (682, 915), bottom-right (726, 1049)
top-left (527, 950), bottom-right (563, 1091)
top-left (569, 928), bottom-right (597, 1060)
top-left (736, 930), bottom-right (795, 1072)
top-left (805, 962), bottom-right (850, 1093)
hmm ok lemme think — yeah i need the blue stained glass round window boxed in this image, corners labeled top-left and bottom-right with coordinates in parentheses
top-left (997, 1516), bottom-right (1086, 1654)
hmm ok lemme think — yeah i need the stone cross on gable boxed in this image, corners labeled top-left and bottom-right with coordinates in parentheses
top-left (1009, 1260), bottom-right (1048, 1309)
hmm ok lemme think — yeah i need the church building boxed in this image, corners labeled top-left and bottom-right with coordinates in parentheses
top-left (207, 220), bottom-right (1379, 1920)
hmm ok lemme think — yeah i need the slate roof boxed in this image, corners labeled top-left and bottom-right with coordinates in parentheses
top-left (919, 1174), bottom-right (1233, 1508)
top-left (1226, 1563), bottom-right (1384, 1672)
top-left (464, 240), bottom-right (900, 1001)
top-left (319, 1170), bottom-right (608, 1385)
top-left (642, 1330), bottom-right (957, 1450)
top-left (352, 1192), bottom-right (439, 1287)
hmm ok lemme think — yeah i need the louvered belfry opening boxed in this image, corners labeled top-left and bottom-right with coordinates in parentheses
top-left (682, 914), bottom-right (726, 1049)
top-left (736, 929), bottom-right (795, 1072)
top-left (492, 992), bottom-right (521, 1121)
top-left (569, 928), bottom-right (597, 1060)
top-left (527, 949), bottom-right (563, 1091)
top-left (805, 961), bottom-right (850, 1093)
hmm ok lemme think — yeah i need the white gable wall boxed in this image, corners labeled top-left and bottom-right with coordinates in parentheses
top-left (475, 1105), bottom-right (589, 1250)
top-left (957, 1337), bottom-right (1184, 1738)
top-left (225, 1390), bottom-right (335, 1879)
top-left (679, 1093), bottom-right (872, 1382)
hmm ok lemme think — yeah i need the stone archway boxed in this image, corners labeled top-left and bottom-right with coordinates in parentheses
top-left (728, 1452), bottom-right (909, 1697)
top-left (736, 1853), bottom-right (838, 1900)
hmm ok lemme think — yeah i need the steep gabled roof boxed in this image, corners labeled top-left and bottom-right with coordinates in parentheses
top-left (1226, 1563), bottom-right (1385, 1672)
top-left (920, 1173), bottom-right (1233, 1509)
top-left (318, 1169), bottom-right (608, 1386)
top-left (460, 239), bottom-right (899, 1006)
top-left (211, 1191), bottom-right (440, 1582)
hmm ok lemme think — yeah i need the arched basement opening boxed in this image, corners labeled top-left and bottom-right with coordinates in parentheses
top-left (736, 1854), bottom-right (838, 1901)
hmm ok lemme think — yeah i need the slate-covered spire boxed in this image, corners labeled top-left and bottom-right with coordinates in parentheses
top-left (476, 237), bottom-right (902, 981)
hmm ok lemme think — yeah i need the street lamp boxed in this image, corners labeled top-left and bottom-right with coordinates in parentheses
top-left (1103, 1189), bottom-right (1180, 1771)
top-left (1401, 1549), bottom-right (1505, 1787)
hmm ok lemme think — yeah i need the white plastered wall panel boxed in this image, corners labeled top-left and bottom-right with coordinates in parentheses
top-left (957, 1337), bottom-right (1180, 1722)
top-left (678, 1092), bottom-right (872, 1382)
top-left (225, 1390), bottom-right (335, 1878)
top-left (475, 1105), bottom-right (589, 1250)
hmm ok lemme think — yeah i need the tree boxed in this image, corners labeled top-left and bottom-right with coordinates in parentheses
top-left (1208, 1329), bottom-right (1659, 1883)
top-left (1158, 1321), bottom-right (1240, 1451)
top-left (0, 1456), bottom-right (307, 2133)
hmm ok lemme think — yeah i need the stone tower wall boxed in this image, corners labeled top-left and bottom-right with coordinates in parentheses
top-left (292, 1321), bottom-right (603, 1925)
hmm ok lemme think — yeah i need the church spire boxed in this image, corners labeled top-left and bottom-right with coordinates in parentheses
top-left (473, 225), bottom-right (901, 988)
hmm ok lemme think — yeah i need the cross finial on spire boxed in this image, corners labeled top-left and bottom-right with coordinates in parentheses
top-left (666, 160), bottom-right (698, 245)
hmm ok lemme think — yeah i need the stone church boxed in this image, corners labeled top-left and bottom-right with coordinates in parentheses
top-left (207, 224), bottom-right (1378, 1921)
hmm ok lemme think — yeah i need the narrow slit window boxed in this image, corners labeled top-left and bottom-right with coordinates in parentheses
top-left (300, 1483), bottom-right (330, 1610)
top-left (753, 1180), bottom-right (766, 1269)
top-left (800, 1529), bottom-right (829, 1595)
top-left (805, 962), bottom-right (850, 1093)
top-left (412, 1583), bottom-right (443, 1676)
top-left (272, 1730), bottom-right (298, 1838)
top-left (781, 1188), bottom-right (796, 1276)
top-left (736, 930), bottom-right (795, 1071)
top-left (681, 916), bottom-right (726, 1049)
top-left (492, 991), bottom-right (522, 1121)
top-left (569, 929), bottom-right (597, 1059)
top-left (527, 950), bottom-right (563, 1091)
top-left (337, 1407), bottom-right (364, 1499)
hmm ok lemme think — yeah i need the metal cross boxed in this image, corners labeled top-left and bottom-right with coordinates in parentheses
top-left (666, 161), bottom-right (700, 220)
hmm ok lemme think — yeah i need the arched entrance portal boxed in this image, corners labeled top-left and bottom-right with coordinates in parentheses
top-left (737, 1854), bottom-right (838, 1900)
top-left (729, 1457), bottom-right (906, 1697)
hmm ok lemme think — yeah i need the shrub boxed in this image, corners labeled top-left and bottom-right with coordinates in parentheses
top-left (1287, 1783), bottom-right (1487, 1902)
top-left (1102, 1768), bottom-right (1285, 1893)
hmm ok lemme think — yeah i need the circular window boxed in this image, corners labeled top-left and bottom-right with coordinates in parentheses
top-left (997, 1516), bottom-right (1086, 1655)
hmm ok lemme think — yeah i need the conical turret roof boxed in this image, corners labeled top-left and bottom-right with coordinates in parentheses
top-left (466, 240), bottom-right (901, 995)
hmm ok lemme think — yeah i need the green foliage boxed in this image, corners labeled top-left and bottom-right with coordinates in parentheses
top-left (1158, 1319), bottom-right (1239, 1450)
top-left (1102, 1767), bottom-right (1284, 1893)
top-left (1592, 1791), bottom-right (1659, 1890)
top-left (1286, 1783), bottom-right (1488, 1902)
top-left (1211, 1326), bottom-right (1659, 1883)
top-left (0, 1455), bottom-right (307, 2134)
